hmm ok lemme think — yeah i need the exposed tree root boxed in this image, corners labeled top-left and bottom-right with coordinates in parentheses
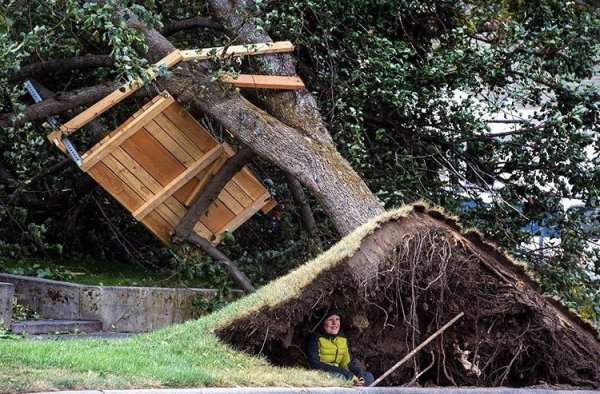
top-left (216, 209), bottom-right (599, 388)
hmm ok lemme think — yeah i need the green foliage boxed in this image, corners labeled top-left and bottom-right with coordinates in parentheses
top-left (260, 0), bottom-right (599, 321)
top-left (0, 260), bottom-right (74, 281)
top-left (12, 303), bottom-right (38, 322)
top-left (0, 0), bottom-right (598, 323)
top-left (191, 293), bottom-right (227, 314)
top-left (0, 325), bottom-right (23, 340)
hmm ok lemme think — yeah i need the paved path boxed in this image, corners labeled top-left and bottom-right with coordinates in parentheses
top-left (30, 387), bottom-right (598, 394)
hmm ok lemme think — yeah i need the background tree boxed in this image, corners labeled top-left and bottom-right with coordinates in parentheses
top-left (0, 0), bottom-right (598, 321)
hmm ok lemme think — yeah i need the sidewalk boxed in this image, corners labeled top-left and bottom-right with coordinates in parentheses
top-left (30, 387), bottom-right (599, 394)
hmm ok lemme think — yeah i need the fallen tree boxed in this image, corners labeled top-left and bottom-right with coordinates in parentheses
top-left (1, 5), bottom-right (598, 389)
top-left (215, 203), bottom-right (600, 387)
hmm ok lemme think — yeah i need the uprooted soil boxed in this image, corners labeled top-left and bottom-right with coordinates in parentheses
top-left (216, 206), bottom-right (600, 388)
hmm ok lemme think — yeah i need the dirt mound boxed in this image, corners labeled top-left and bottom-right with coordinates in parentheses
top-left (216, 205), bottom-right (600, 388)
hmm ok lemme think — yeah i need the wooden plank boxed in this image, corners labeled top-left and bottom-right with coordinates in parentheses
top-left (141, 212), bottom-right (173, 245)
top-left (145, 120), bottom-right (196, 166)
top-left (88, 162), bottom-right (142, 212)
top-left (198, 199), bottom-right (237, 234)
top-left (219, 75), bottom-right (304, 90)
top-left (232, 171), bottom-right (266, 200)
top-left (161, 103), bottom-right (218, 152)
top-left (153, 113), bottom-right (206, 158)
top-left (183, 155), bottom-right (226, 206)
top-left (103, 154), bottom-right (181, 227)
top-left (181, 41), bottom-right (294, 61)
top-left (212, 191), bottom-right (271, 244)
top-left (222, 180), bottom-right (253, 207)
top-left (193, 221), bottom-right (214, 241)
top-left (57, 51), bottom-right (183, 137)
top-left (133, 145), bottom-right (223, 220)
top-left (81, 94), bottom-right (170, 161)
top-left (260, 198), bottom-right (277, 214)
top-left (216, 188), bottom-right (245, 215)
top-left (81, 93), bottom-right (175, 172)
top-left (87, 162), bottom-right (172, 244)
top-left (120, 128), bottom-right (197, 204)
top-left (111, 147), bottom-right (187, 219)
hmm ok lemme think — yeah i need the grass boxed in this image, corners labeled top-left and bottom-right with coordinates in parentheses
top-left (0, 315), bottom-right (344, 393)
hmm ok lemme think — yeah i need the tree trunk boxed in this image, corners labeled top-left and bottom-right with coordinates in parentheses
top-left (127, 11), bottom-right (384, 236)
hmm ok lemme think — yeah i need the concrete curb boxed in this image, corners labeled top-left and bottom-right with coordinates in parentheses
top-left (28, 387), bottom-right (599, 394)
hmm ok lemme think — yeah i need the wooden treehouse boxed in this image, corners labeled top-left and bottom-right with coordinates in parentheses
top-left (47, 41), bottom-right (303, 245)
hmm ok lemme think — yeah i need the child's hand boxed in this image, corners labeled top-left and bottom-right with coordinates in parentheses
top-left (352, 376), bottom-right (365, 386)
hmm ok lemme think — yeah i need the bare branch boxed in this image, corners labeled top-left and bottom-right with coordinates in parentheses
top-left (174, 146), bottom-right (255, 241)
top-left (162, 16), bottom-right (224, 36)
top-left (456, 124), bottom-right (544, 143)
top-left (285, 172), bottom-right (319, 239)
top-left (187, 233), bottom-right (255, 293)
top-left (10, 54), bottom-right (114, 81)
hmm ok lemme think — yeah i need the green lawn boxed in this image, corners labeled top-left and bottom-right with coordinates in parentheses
top-left (0, 313), bottom-right (341, 393)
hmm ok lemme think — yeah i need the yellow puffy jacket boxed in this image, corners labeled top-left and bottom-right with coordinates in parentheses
top-left (307, 333), bottom-right (362, 379)
top-left (317, 335), bottom-right (351, 369)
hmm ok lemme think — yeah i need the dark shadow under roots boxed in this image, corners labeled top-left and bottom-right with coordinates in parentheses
top-left (216, 213), bottom-right (600, 388)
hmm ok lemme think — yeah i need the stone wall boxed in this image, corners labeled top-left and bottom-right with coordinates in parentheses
top-left (0, 273), bottom-right (240, 332)
top-left (0, 282), bottom-right (14, 328)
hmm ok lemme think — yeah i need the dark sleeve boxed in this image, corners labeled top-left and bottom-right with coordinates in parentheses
top-left (307, 334), bottom-right (354, 379)
top-left (347, 337), bottom-right (365, 377)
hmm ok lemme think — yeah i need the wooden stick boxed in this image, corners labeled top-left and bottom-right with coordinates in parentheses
top-left (369, 312), bottom-right (465, 387)
top-left (219, 75), bottom-right (304, 90)
top-left (180, 41), bottom-right (294, 61)
top-left (57, 51), bottom-right (183, 138)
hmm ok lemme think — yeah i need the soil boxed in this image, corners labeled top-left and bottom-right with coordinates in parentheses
top-left (216, 206), bottom-right (600, 388)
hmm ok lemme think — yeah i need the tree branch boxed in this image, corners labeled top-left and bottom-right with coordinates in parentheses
top-left (187, 233), bottom-right (255, 293)
top-left (162, 16), bottom-right (224, 36)
top-left (455, 124), bottom-right (544, 143)
top-left (174, 146), bottom-right (255, 241)
top-left (285, 172), bottom-right (319, 240)
top-left (10, 54), bottom-right (114, 81)
top-left (7, 80), bottom-right (107, 201)
top-left (0, 82), bottom-right (151, 127)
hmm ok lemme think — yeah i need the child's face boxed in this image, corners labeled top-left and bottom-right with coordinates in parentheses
top-left (323, 314), bottom-right (341, 335)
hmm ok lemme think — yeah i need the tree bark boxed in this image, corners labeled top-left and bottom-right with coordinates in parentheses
top-left (174, 146), bottom-right (255, 241)
top-left (126, 10), bottom-right (384, 236)
top-left (0, 83), bottom-right (118, 127)
top-left (285, 173), bottom-right (319, 239)
top-left (10, 54), bottom-right (114, 81)
top-left (162, 16), bottom-right (224, 36)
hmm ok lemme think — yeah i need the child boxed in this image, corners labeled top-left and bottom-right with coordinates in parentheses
top-left (307, 308), bottom-right (375, 386)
